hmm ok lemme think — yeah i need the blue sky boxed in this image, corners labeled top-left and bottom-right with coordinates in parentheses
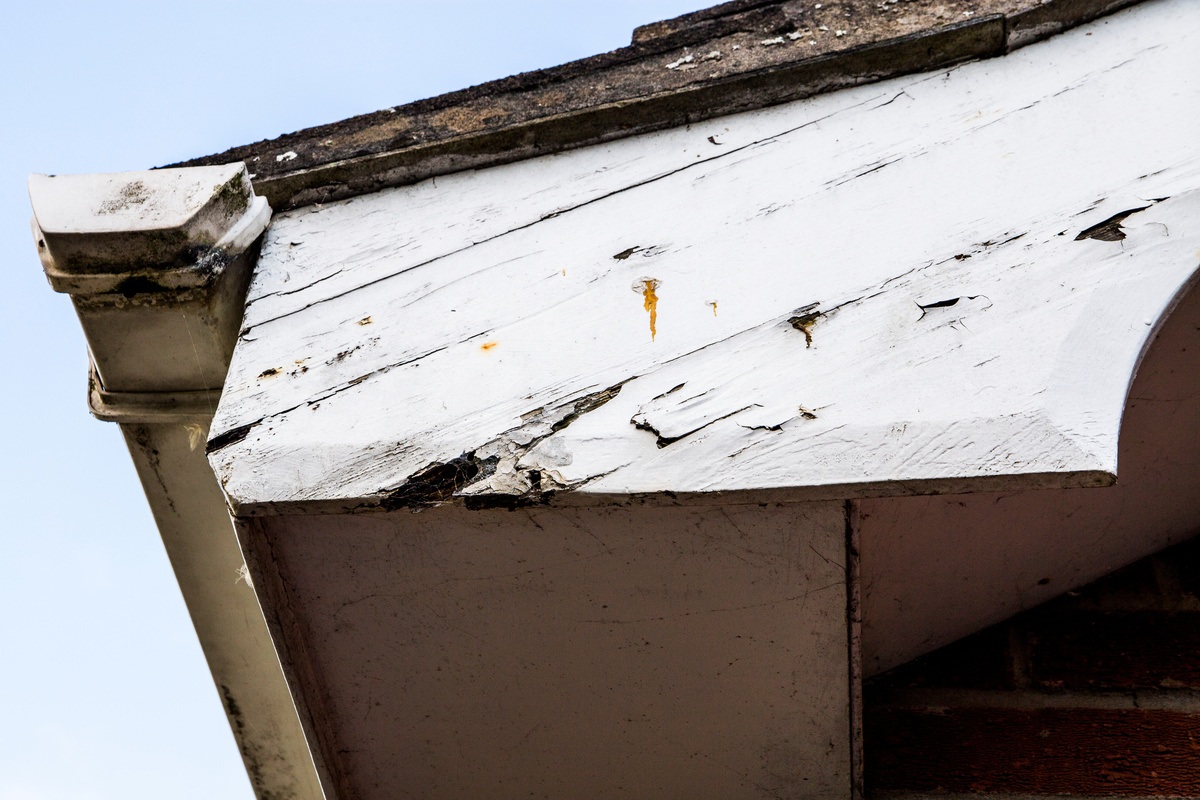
top-left (0, 3), bottom-right (700, 797)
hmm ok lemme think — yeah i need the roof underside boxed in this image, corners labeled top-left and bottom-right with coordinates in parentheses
top-left (173, 0), bottom-right (1141, 211)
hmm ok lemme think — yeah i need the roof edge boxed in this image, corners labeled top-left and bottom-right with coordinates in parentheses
top-left (173, 0), bottom-right (1143, 212)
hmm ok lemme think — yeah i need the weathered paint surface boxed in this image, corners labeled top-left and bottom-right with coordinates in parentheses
top-left (247, 501), bottom-right (851, 800)
top-left (209, 0), bottom-right (1200, 515)
top-left (213, 0), bottom-right (1200, 515)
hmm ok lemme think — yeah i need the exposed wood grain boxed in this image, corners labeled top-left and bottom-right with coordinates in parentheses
top-left (209, 0), bottom-right (1200, 515)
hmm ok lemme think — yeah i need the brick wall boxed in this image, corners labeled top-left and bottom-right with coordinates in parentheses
top-left (866, 535), bottom-right (1200, 797)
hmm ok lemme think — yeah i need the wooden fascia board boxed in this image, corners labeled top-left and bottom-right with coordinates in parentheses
top-left (206, 0), bottom-right (1200, 516)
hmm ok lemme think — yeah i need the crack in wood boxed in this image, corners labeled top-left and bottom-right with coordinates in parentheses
top-left (632, 404), bottom-right (756, 449)
top-left (916, 295), bottom-right (988, 320)
top-left (1075, 205), bottom-right (1153, 242)
top-left (377, 381), bottom-right (630, 510)
top-left (208, 342), bottom-right (457, 454)
top-left (239, 98), bottom-right (874, 336)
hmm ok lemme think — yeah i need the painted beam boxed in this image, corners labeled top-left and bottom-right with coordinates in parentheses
top-left (208, 0), bottom-right (1200, 515)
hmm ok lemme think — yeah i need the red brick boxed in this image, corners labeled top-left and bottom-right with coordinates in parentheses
top-left (866, 707), bottom-right (1200, 795)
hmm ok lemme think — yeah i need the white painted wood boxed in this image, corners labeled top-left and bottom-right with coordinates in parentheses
top-left (252, 501), bottom-right (851, 800)
top-left (209, 0), bottom-right (1200, 514)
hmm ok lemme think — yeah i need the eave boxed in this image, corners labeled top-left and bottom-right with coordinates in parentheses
top-left (29, 0), bottom-right (1200, 797)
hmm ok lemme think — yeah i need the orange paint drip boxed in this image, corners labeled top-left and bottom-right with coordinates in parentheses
top-left (481, 340), bottom-right (499, 351)
top-left (642, 279), bottom-right (659, 340)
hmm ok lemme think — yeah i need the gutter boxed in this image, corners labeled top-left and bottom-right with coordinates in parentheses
top-left (29, 165), bottom-right (327, 800)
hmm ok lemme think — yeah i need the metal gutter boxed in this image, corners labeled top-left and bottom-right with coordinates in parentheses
top-left (29, 166), bottom-right (328, 800)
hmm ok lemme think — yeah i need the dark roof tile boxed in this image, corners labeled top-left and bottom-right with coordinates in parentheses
top-left (172, 0), bottom-right (1141, 210)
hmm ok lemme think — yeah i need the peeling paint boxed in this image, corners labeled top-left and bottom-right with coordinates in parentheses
top-left (1076, 206), bottom-right (1152, 242)
top-left (633, 404), bottom-right (756, 449)
top-left (380, 454), bottom-right (483, 509)
top-left (788, 304), bottom-right (822, 347)
top-left (206, 7), bottom-right (1200, 513)
top-left (379, 382), bottom-right (628, 509)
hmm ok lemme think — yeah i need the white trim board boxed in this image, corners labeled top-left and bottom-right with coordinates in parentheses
top-left (209, 0), bottom-right (1200, 514)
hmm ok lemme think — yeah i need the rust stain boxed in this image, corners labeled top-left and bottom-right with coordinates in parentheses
top-left (641, 278), bottom-right (660, 340)
top-left (708, 300), bottom-right (718, 317)
top-left (481, 340), bottom-right (499, 351)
